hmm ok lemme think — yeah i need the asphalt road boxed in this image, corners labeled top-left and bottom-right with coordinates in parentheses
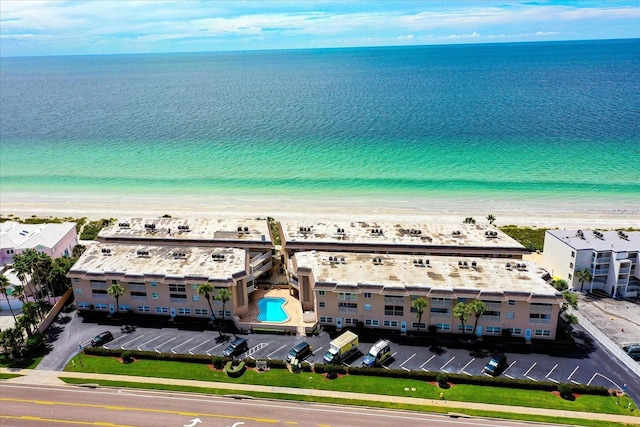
top-left (0, 383), bottom-right (560, 427)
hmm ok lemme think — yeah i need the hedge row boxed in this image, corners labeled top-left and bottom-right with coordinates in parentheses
top-left (81, 347), bottom-right (609, 396)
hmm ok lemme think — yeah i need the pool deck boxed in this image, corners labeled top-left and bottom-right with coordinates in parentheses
top-left (239, 288), bottom-right (316, 334)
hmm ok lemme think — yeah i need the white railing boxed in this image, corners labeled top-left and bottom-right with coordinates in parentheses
top-left (430, 312), bottom-right (450, 318)
top-left (568, 307), bottom-right (640, 379)
top-left (338, 307), bottom-right (357, 313)
top-left (529, 318), bottom-right (551, 324)
top-left (530, 305), bottom-right (553, 313)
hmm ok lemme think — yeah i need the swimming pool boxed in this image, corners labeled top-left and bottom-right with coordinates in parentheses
top-left (257, 297), bottom-right (289, 323)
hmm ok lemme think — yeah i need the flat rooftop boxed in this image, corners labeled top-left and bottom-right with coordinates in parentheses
top-left (280, 220), bottom-right (525, 250)
top-left (98, 218), bottom-right (272, 245)
top-left (1, 221), bottom-right (76, 250)
top-left (547, 229), bottom-right (639, 252)
top-left (294, 251), bottom-right (559, 301)
top-left (69, 243), bottom-right (247, 282)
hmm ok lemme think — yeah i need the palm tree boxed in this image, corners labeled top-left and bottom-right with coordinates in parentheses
top-left (468, 299), bottom-right (487, 336)
top-left (0, 275), bottom-right (18, 324)
top-left (72, 244), bottom-right (87, 259)
top-left (20, 302), bottom-right (39, 337)
top-left (576, 268), bottom-right (593, 292)
top-left (0, 327), bottom-right (25, 359)
top-left (453, 301), bottom-right (471, 335)
top-left (197, 283), bottom-right (215, 319)
top-left (486, 214), bottom-right (496, 225)
top-left (216, 288), bottom-right (232, 322)
top-left (11, 253), bottom-right (37, 302)
top-left (107, 283), bottom-right (125, 313)
top-left (411, 297), bottom-right (428, 332)
top-left (12, 285), bottom-right (26, 304)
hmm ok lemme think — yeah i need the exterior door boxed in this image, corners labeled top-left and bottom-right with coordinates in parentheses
top-left (109, 304), bottom-right (115, 314)
top-left (475, 325), bottom-right (483, 338)
top-left (170, 307), bottom-right (176, 318)
top-left (525, 329), bottom-right (532, 342)
top-left (336, 317), bottom-right (342, 331)
top-left (400, 321), bottom-right (407, 334)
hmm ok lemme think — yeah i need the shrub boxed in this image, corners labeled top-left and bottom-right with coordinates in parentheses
top-left (121, 350), bottom-right (133, 364)
top-left (558, 383), bottom-right (574, 400)
top-left (300, 361), bottom-right (313, 372)
top-left (225, 361), bottom-right (246, 378)
top-left (212, 356), bottom-right (227, 370)
top-left (436, 372), bottom-right (449, 388)
top-left (26, 333), bottom-right (46, 350)
top-left (325, 364), bottom-right (338, 379)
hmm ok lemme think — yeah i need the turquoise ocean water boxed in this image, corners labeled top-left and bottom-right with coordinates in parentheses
top-left (1, 40), bottom-right (639, 212)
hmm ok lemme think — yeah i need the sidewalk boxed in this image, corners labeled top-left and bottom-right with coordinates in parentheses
top-left (2, 367), bottom-right (638, 425)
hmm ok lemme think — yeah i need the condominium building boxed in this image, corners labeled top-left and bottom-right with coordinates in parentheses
top-left (543, 229), bottom-right (639, 298)
top-left (1, 221), bottom-right (78, 265)
top-left (291, 251), bottom-right (562, 340)
top-left (69, 243), bottom-right (252, 318)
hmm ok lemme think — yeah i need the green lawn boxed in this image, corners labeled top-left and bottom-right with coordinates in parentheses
top-left (0, 373), bottom-right (22, 380)
top-left (0, 353), bottom-right (43, 369)
top-left (65, 354), bottom-right (637, 417)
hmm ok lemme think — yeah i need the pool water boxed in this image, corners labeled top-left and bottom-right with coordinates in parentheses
top-left (257, 297), bottom-right (289, 323)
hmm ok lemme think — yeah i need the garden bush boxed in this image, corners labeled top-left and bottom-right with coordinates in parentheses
top-left (225, 361), bottom-right (246, 378)
top-left (436, 372), bottom-right (449, 388)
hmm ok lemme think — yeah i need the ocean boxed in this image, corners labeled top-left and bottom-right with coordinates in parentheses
top-left (1, 39), bottom-right (639, 214)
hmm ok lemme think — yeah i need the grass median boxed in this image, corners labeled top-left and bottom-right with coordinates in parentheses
top-left (63, 353), bottom-right (637, 424)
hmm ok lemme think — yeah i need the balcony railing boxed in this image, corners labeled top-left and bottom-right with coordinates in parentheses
top-left (592, 257), bottom-right (611, 264)
top-left (483, 302), bottom-right (502, 310)
top-left (338, 307), bottom-right (357, 314)
top-left (530, 305), bottom-right (552, 313)
top-left (131, 295), bottom-right (147, 301)
top-left (170, 297), bottom-right (187, 303)
top-left (593, 269), bottom-right (609, 275)
top-left (384, 297), bottom-right (404, 304)
top-left (480, 315), bottom-right (501, 322)
top-left (430, 312), bottom-right (451, 318)
top-left (289, 278), bottom-right (299, 289)
top-left (529, 318), bottom-right (551, 324)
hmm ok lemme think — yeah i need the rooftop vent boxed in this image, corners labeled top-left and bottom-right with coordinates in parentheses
top-left (336, 227), bottom-right (345, 234)
top-left (371, 228), bottom-right (383, 236)
top-left (172, 252), bottom-right (187, 258)
top-left (484, 231), bottom-right (498, 238)
top-left (177, 225), bottom-right (190, 231)
top-left (576, 229), bottom-right (585, 239)
top-left (118, 222), bottom-right (130, 228)
top-left (506, 262), bottom-right (511, 269)
top-left (617, 230), bottom-right (629, 240)
top-left (409, 229), bottom-right (422, 235)
top-left (372, 257), bottom-right (383, 265)
top-left (471, 261), bottom-right (477, 268)
top-left (144, 223), bottom-right (156, 230)
top-left (212, 253), bottom-right (226, 261)
top-left (452, 230), bottom-right (462, 236)
top-left (340, 257), bottom-right (347, 264)
top-left (101, 248), bottom-right (112, 255)
top-left (299, 226), bottom-right (312, 234)
top-left (136, 250), bottom-right (150, 257)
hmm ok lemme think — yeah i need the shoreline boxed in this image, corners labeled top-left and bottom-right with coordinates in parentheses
top-left (1, 192), bottom-right (638, 230)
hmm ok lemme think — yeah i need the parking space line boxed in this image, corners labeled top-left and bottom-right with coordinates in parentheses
top-left (571, 380), bottom-right (582, 385)
top-left (109, 334), bottom-right (129, 344)
top-left (154, 336), bottom-right (177, 353)
top-left (588, 372), bottom-right (622, 390)
top-left (503, 360), bottom-right (516, 375)
top-left (267, 344), bottom-right (287, 358)
top-left (188, 339), bottom-right (211, 354)
top-left (545, 364), bottom-right (558, 379)
top-left (440, 356), bottom-right (455, 371)
top-left (567, 365), bottom-right (579, 381)
top-left (461, 357), bottom-right (475, 375)
top-left (420, 355), bottom-right (435, 369)
top-left (523, 362), bottom-right (537, 377)
top-left (171, 338), bottom-right (195, 354)
top-left (246, 343), bottom-right (268, 358)
top-left (205, 342), bottom-right (225, 356)
top-left (399, 353), bottom-right (416, 368)
top-left (119, 335), bottom-right (145, 349)
top-left (137, 335), bottom-right (162, 350)
top-left (313, 346), bottom-right (323, 355)
top-left (505, 374), bottom-right (514, 379)
top-left (526, 376), bottom-right (537, 381)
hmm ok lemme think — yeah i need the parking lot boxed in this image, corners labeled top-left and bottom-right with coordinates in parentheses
top-left (91, 322), bottom-right (639, 399)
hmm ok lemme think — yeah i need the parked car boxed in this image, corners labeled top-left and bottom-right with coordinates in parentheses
top-left (91, 331), bottom-right (114, 347)
top-left (223, 337), bottom-right (248, 357)
top-left (362, 339), bottom-right (392, 367)
top-left (285, 341), bottom-right (312, 363)
top-left (623, 344), bottom-right (640, 360)
top-left (484, 354), bottom-right (507, 376)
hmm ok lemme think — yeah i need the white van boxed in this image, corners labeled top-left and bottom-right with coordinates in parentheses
top-left (362, 339), bottom-right (391, 367)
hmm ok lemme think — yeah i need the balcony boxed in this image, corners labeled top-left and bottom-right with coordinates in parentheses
top-left (430, 312), bottom-right (450, 318)
top-left (481, 315), bottom-right (501, 322)
top-left (592, 257), bottom-right (611, 264)
top-left (289, 278), bottom-right (299, 289)
top-left (131, 295), bottom-right (147, 301)
top-left (483, 302), bottom-right (502, 310)
top-left (338, 307), bottom-right (358, 314)
top-left (592, 268), bottom-right (609, 275)
top-left (529, 318), bottom-right (551, 324)
top-left (384, 297), bottom-right (404, 304)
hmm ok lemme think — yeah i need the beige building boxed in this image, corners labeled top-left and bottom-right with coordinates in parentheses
top-left (70, 218), bottom-right (274, 318)
top-left (290, 251), bottom-right (562, 340)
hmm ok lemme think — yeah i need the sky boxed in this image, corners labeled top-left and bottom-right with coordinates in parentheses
top-left (1, 1), bottom-right (639, 57)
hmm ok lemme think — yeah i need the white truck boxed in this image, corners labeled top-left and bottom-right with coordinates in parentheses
top-left (362, 339), bottom-right (392, 367)
top-left (323, 330), bottom-right (359, 364)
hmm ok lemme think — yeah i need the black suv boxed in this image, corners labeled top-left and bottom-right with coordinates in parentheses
top-left (223, 337), bottom-right (248, 357)
top-left (484, 354), bottom-right (507, 376)
top-left (91, 331), bottom-right (114, 347)
top-left (285, 341), bottom-right (312, 363)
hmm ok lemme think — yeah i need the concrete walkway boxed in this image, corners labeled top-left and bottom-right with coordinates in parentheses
top-left (2, 367), bottom-right (638, 425)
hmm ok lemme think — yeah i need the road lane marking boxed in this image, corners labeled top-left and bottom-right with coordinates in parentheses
top-left (267, 344), bottom-right (287, 358)
top-left (420, 355), bottom-right (435, 369)
top-left (399, 353), bottom-right (416, 368)
top-left (567, 365), bottom-right (579, 381)
top-left (171, 338), bottom-right (195, 354)
top-left (523, 362), bottom-right (537, 377)
top-left (188, 339), bottom-right (211, 354)
top-left (440, 356), bottom-right (455, 371)
top-left (1, 415), bottom-right (134, 426)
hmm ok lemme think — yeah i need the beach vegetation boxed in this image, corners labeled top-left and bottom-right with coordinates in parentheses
top-left (79, 218), bottom-right (115, 240)
top-left (463, 217), bottom-right (476, 224)
top-left (486, 214), bottom-right (496, 224)
top-left (411, 297), bottom-right (428, 333)
top-left (268, 218), bottom-right (281, 245)
top-left (499, 225), bottom-right (547, 252)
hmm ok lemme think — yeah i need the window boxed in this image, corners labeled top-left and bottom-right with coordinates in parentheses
top-left (318, 302), bottom-right (325, 308)
top-left (169, 284), bottom-right (186, 293)
top-left (364, 292), bottom-right (372, 298)
top-left (155, 307), bottom-right (168, 314)
top-left (486, 326), bottom-right (501, 334)
top-left (338, 302), bottom-right (357, 308)
top-left (508, 300), bottom-right (516, 306)
top-left (129, 283), bottom-right (146, 291)
top-left (218, 310), bottom-right (231, 317)
top-left (569, 262), bottom-right (574, 269)
top-left (111, 280), bottom-right (118, 284)
top-left (319, 316), bottom-right (333, 323)
top-left (170, 293), bottom-right (187, 302)
top-left (431, 307), bottom-right (449, 314)
top-left (412, 322), bottom-right (426, 329)
top-left (178, 308), bottom-right (191, 314)
top-left (508, 328), bottom-right (522, 335)
top-left (152, 293), bottom-right (159, 300)
top-left (75, 288), bottom-right (82, 295)
top-left (529, 313), bottom-right (551, 323)
top-left (150, 281), bottom-right (157, 287)
top-left (457, 297), bottom-right (467, 303)
top-left (435, 323), bottom-right (450, 331)
top-left (94, 303), bottom-right (107, 310)
top-left (118, 304), bottom-right (130, 311)
top-left (192, 295), bottom-right (199, 301)
top-left (365, 319), bottom-right (379, 326)
top-left (384, 305), bottom-right (404, 316)
top-left (130, 291), bottom-right (147, 301)
top-left (191, 284), bottom-right (198, 290)
top-left (431, 297), bottom-right (451, 306)
top-left (384, 295), bottom-right (404, 303)
top-left (194, 309), bottom-right (208, 316)
top-left (318, 290), bottom-right (326, 296)
top-left (344, 318), bottom-right (358, 325)
top-left (534, 329), bottom-right (551, 337)
top-left (77, 302), bottom-right (90, 309)
top-left (506, 311), bottom-right (515, 320)
top-left (73, 278), bottom-right (79, 283)
top-left (338, 292), bottom-right (357, 301)
top-left (568, 273), bottom-right (572, 280)
top-left (90, 280), bottom-right (107, 289)
top-left (137, 306), bottom-right (150, 312)
top-left (92, 290), bottom-right (108, 299)
top-left (571, 251), bottom-right (575, 258)
top-left (458, 325), bottom-right (473, 332)
top-left (363, 303), bottom-right (371, 311)
top-left (383, 320), bottom-right (399, 327)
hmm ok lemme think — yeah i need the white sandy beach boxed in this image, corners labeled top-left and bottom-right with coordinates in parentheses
top-left (1, 191), bottom-right (638, 230)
